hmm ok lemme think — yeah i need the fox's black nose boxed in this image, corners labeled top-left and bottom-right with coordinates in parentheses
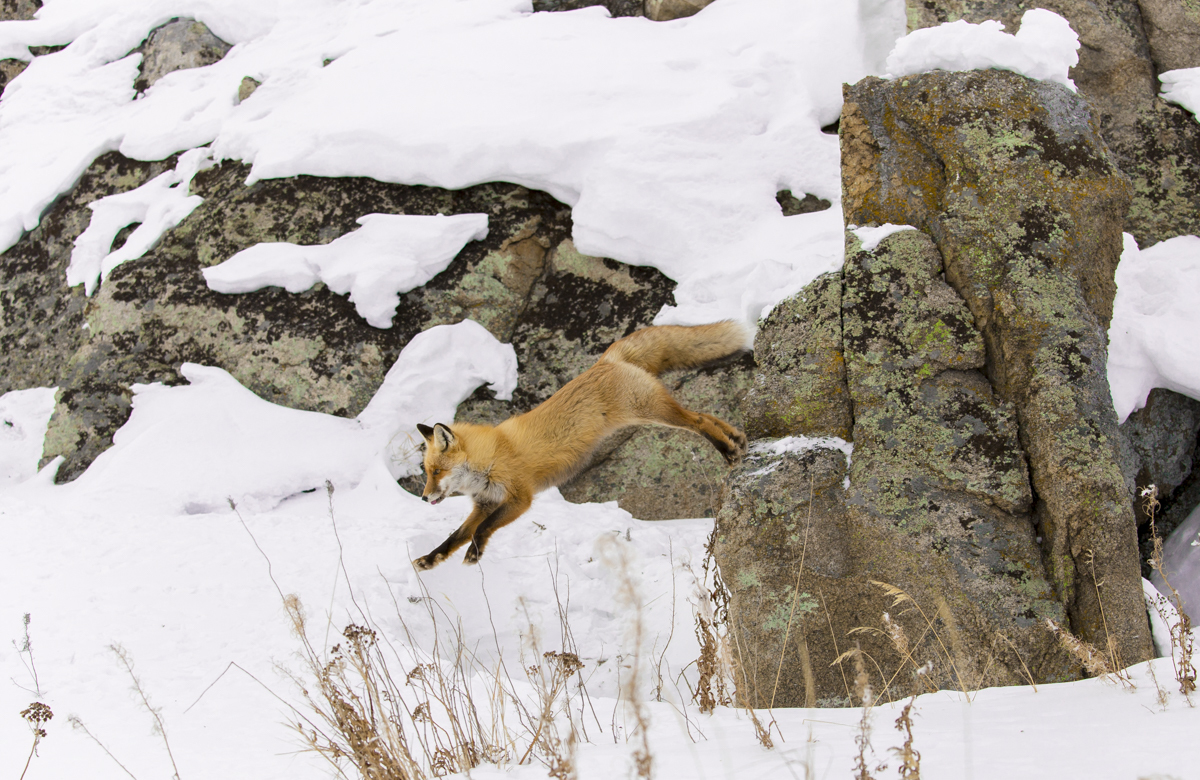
top-left (422, 495), bottom-right (429, 502)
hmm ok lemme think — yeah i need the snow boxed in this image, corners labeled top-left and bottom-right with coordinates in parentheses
top-left (0, 387), bottom-right (56, 487)
top-left (1107, 233), bottom-right (1200, 422)
top-left (203, 213), bottom-right (490, 328)
top-left (1160, 67), bottom-right (1200, 119)
top-left (850, 222), bottom-right (916, 252)
top-left (885, 9), bottom-right (1080, 92)
top-left (2, 1), bottom-right (1200, 779)
top-left (67, 147), bottom-right (212, 295)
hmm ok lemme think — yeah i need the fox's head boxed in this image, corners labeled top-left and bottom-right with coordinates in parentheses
top-left (417, 423), bottom-right (465, 504)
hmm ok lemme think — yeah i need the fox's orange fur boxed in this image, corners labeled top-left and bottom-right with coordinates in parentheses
top-left (413, 321), bottom-right (751, 569)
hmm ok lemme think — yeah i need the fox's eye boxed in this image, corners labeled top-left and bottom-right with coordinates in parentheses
top-left (432, 468), bottom-right (441, 476)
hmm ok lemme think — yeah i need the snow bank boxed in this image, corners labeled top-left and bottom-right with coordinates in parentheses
top-left (1160, 67), bottom-right (1200, 119)
top-left (41, 319), bottom-right (515, 513)
top-left (885, 9), bottom-right (1080, 91)
top-left (0, 0), bottom-right (904, 327)
top-left (1108, 233), bottom-right (1200, 421)
top-left (203, 213), bottom-right (489, 328)
top-left (0, 387), bottom-right (56, 486)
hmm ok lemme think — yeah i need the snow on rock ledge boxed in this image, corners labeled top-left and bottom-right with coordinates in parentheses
top-left (885, 9), bottom-right (1079, 91)
top-left (203, 213), bottom-right (489, 328)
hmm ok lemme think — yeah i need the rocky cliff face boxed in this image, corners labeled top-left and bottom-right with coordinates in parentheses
top-left (717, 66), bottom-right (1177, 706)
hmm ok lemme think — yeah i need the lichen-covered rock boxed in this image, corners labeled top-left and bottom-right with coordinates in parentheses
top-left (843, 229), bottom-right (1032, 517)
top-left (1117, 388), bottom-right (1200, 575)
top-left (1119, 388), bottom-right (1200, 523)
top-left (716, 228), bottom-right (1075, 707)
top-left (743, 271), bottom-right (852, 441)
top-left (842, 70), bottom-right (1153, 666)
top-left (0, 153), bottom-right (177, 400)
top-left (905, 0), bottom-right (1200, 248)
top-left (715, 443), bottom-right (861, 708)
top-left (645, 0), bottom-right (716, 21)
top-left (134, 19), bottom-right (231, 93)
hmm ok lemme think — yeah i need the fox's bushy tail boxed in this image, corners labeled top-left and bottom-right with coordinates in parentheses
top-left (601, 321), bottom-right (752, 376)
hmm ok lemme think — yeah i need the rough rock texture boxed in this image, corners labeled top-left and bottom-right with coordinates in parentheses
top-left (905, 0), bottom-right (1200, 247)
top-left (0, 58), bottom-right (26, 93)
top-left (743, 272), bottom-right (851, 441)
top-left (644, 0), bottom-right (716, 21)
top-left (0, 153), bottom-right (177, 399)
top-left (718, 230), bottom-right (1074, 707)
top-left (1118, 388), bottom-right (1200, 575)
top-left (134, 19), bottom-right (231, 93)
top-left (1136, 0), bottom-right (1200, 73)
top-left (1119, 389), bottom-right (1200, 523)
top-left (1, 0), bottom-right (40, 22)
top-left (842, 70), bottom-right (1153, 666)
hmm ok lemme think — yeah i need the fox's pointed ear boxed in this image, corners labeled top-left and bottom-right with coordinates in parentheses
top-left (432, 423), bottom-right (456, 450)
top-left (417, 423), bottom-right (435, 442)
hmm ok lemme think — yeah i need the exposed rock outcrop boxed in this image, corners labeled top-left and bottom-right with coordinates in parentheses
top-left (743, 272), bottom-right (851, 442)
top-left (718, 229), bottom-right (1073, 707)
top-left (906, 0), bottom-right (1200, 248)
top-left (134, 20), bottom-right (231, 94)
top-left (841, 69), bottom-right (1153, 668)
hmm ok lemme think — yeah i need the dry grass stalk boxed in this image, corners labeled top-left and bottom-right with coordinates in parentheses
top-left (67, 715), bottom-right (140, 780)
top-left (1142, 484), bottom-right (1197, 703)
top-left (110, 643), bottom-right (182, 779)
top-left (890, 695), bottom-right (921, 779)
top-left (849, 643), bottom-right (885, 780)
top-left (19, 701), bottom-right (52, 780)
top-left (691, 531), bottom-right (734, 715)
top-left (1044, 618), bottom-right (1132, 690)
top-left (596, 535), bottom-right (653, 779)
top-left (867, 581), bottom-right (972, 699)
top-left (13, 613), bottom-right (42, 696)
top-left (771, 472), bottom-right (815, 709)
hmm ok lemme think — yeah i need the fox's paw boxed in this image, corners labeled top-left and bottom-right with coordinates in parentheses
top-left (463, 543), bottom-right (484, 565)
top-left (413, 553), bottom-right (443, 571)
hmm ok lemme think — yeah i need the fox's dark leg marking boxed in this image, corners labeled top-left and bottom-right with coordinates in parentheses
top-left (463, 491), bottom-right (533, 565)
top-left (414, 502), bottom-right (496, 571)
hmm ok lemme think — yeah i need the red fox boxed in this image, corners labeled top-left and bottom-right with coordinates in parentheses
top-left (413, 321), bottom-right (750, 569)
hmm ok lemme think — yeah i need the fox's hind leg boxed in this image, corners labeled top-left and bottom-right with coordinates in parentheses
top-left (635, 377), bottom-right (748, 465)
top-left (463, 490), bottom-right (532, 565)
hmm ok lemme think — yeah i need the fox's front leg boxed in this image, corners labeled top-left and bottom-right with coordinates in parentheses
top-left (463, 491), bottom-right (533, 565)
top-left (414, 501), bottom-right (495, 571)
